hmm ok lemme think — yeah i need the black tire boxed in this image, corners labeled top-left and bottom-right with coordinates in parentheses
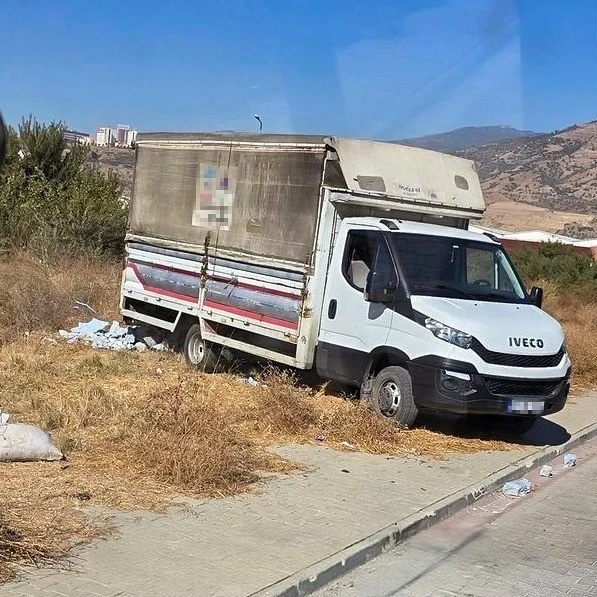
top-left (182, 324), bottom-right (220, 373)
top-left (367, 366), bottom-right (418, 428)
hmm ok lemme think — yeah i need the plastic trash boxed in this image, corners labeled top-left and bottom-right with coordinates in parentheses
top-left (315, 434), bottom-right (326, 442)
top-left (563, 453), bottom-right (577, 468)
top-left (0, 423), bottom-right (63, 462)
top-left (0, 412), bottom-right (10, 425)
top-left (540, 465), bottom-right (553, 477)
top-left (502, 478), bottom-right (532, 496)
top-left (246, 377), bottom-right (259, 387)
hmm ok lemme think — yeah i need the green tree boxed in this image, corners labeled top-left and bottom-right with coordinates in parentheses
top-left (0, 116), bottom-right (127, 258)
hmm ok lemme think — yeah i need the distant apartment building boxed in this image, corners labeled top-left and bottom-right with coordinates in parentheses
top-left (125, 129), bottom-right (138, 146)
top-left (95, 124), bottom-right (137, 147)
top-left (96, 126), bottom-right (114, 147)
top-left (116, 124), bottom-right (130, 145)
top-left (64, 129), bottom-right (91, 144)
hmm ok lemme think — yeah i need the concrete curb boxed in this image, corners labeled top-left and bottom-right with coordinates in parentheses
top-left (254, 421), bottom-right (597, 597)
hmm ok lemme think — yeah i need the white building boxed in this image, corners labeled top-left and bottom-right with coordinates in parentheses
top-left (64, 130), bottom-right (91, 145)
top-left (499, 230), bottom-right (579, 244)
top-left (125, 129), bottom-right (138, 146)
top-left (116, 124), bottom-right (130, 145)
top-left (96, 126), bottom-right (114, 147)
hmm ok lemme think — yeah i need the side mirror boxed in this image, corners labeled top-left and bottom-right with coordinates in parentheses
top-left (530, 286), bottom-right (543, 308)
top-left (364, 271), bottom-right (396, 303)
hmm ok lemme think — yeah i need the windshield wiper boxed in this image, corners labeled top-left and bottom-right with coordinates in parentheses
top-left (412, 283), bottom-right (477, 299)
top-left (432, 284), bottom-right (478, 299)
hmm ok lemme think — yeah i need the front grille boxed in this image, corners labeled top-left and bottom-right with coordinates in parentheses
top-left (471, 338), bottom-right (564, 368)
top-left (485, 378), bottom-right (562, 397)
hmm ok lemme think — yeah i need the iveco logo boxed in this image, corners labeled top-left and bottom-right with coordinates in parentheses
top-left (509, 337), bottom-right (544, 348)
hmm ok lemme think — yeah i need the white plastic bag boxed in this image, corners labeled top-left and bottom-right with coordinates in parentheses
top-left (502, 478), bottom-right (532, 496)
top-left (0, 423), bottom-right (63, 462)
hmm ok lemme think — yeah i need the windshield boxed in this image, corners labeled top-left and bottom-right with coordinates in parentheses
top-left (391, 233), bottom-right (527, 303)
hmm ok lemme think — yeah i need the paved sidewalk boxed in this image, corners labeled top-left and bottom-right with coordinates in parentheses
top-left (316, 440), bottom-right (597, 597)
top-left (3, 393), bottom-right (597, 597)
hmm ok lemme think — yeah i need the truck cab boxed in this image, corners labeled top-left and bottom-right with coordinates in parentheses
top-left (317, 217), bottom-right (571, 433)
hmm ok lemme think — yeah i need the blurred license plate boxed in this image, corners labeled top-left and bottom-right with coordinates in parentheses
top-left (507, 399), bottom-right (544, 414)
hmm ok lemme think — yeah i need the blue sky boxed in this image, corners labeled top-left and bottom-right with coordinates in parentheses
top-left (1, 0), bottom-right (595, 138)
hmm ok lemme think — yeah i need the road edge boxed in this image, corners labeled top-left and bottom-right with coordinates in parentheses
top-left (254, 421), bottom-right (597, 597)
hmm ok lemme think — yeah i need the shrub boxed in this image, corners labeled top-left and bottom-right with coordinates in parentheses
top-left (0, 116), bottom-right (127, 258)
top-left (510, 243), bottom-right (597, 295)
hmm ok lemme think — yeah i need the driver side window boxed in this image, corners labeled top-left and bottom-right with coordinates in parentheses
top-left (343, 231), bottom-right (397, 293)
top-left (343, 231), bottom-right (377, 291)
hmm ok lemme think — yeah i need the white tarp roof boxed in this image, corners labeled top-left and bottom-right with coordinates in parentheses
top-left (329, 137), bottom-right (485, 217)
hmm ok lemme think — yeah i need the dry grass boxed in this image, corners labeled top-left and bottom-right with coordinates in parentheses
top-left (541, 280), bottom-right (597, 390)
top-left (1, 253), bottom-right (595, 581)
top-left (0, 252), bottom-right (120, 346)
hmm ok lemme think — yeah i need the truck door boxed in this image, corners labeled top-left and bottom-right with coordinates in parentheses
top-left (317, 226), bottom-right (395, 385)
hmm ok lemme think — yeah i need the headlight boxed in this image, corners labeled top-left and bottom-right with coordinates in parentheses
top-left (423, 317), bottom-right (472, 349)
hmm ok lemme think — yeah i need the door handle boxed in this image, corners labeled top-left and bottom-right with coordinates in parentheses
top-left (328, 299), bottom-right (337, 319)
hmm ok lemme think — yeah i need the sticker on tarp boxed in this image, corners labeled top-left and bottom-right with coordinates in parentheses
top-left (192, 164), bottom-right (237, 230)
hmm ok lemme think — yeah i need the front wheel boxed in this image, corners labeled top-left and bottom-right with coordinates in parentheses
top-left (183, 324), bottom-right (220, 373)
top-left (366, 366), bottom-right (418, 428)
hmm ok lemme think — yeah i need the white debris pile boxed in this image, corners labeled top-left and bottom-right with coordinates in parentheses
top-left (59, 318), bottom-right (165, 351)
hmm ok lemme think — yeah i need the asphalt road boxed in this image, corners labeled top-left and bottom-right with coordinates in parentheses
top-left (316, 445), bottom-right (597, 597)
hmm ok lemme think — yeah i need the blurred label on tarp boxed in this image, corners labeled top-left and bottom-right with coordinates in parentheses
top-left (192, 164), bottom-right (237, 231)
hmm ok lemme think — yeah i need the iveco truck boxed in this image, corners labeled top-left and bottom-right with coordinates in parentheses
top-left (120, 133), bottom-right (570, 433)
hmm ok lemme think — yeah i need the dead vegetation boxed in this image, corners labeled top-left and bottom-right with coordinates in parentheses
top-left (0, 253), bottom-right (595, 581)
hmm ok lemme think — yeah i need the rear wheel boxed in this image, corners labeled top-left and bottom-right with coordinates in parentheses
top-left (366, 366), bottom-right (418, 428)
top-left (183, 324), bottom-right (220, 373)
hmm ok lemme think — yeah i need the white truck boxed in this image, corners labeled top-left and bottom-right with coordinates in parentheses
top-left (120, 133), bottom-right (571, 433)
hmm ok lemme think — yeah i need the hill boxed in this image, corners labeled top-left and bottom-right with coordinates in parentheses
top-left (458, 121), bottom-right (597, 212)
top-left (399, 125), bottom-right (540, 151)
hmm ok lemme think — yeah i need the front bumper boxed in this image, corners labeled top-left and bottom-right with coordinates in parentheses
top-left (408, 356), bottom-right (571, 416)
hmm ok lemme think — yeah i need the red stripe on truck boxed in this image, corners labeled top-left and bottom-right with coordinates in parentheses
top-left (203, 300), bottom-right (299, 330)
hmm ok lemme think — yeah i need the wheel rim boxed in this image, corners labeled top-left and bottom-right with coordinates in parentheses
top-left (379, 380), bottom-right (401, 417)
top-left (188, 334), bottom-right (205, 365)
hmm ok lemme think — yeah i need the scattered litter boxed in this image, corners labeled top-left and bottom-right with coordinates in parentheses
top-left (540, 465), bottom-right (554, 477)
top-left (502, 478), bottom-right (532, 497)
top-left (341, 469), bottom-right (350, 473)
top-left (315, 434), bottom-right (326, 442)
top-left (42, 337), bottom-right (58, 344)
top-left (341, 441), bottom-right (357, 450)
top-left (156, 368), bottom-right (163, 375)
top-left (0, 423), bottom-right (63, 462)
top-left (143, 335), bottom-right (157, 348)
top-left (563, 453), bottom-right (577, 468)
top-left (74, 300), bottom-right (97, 314)
top-left (246, 377), bottom-right (259, 387)
top-left (58, 318), bottom-right (165, 352)
top-left (0, 412), bottom-right (10, 424)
